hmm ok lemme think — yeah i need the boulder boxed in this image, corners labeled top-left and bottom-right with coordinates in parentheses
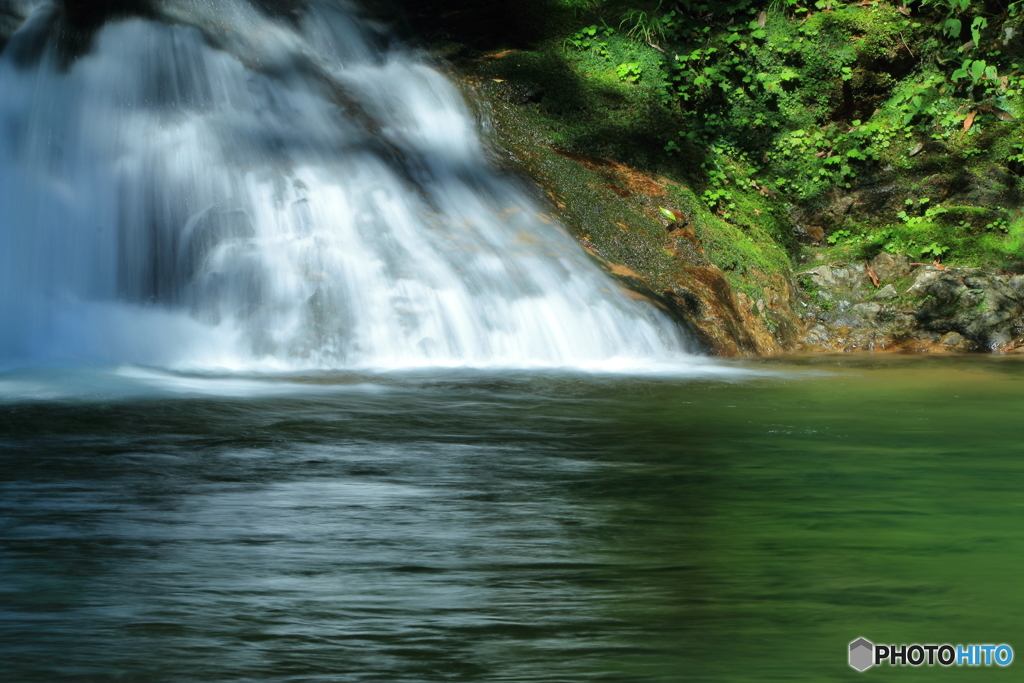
top-left (852, 302), bottom-right (882, 320)
top-left (873, 284), bottom-right (898, 301)
top-left (869, 252), bottom-right (911, 283)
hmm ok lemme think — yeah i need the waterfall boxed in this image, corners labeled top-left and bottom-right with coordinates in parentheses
top-left (0, 0), bottom-right (692, 371)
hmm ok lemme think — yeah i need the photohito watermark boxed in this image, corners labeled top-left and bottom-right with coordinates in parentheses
top-left (849, 638), bottom-right (1013, 671)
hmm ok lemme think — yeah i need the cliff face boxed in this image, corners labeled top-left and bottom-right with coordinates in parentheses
top-left (472, 73), bottom-right (1024, 355)
top-left (470, 79), bottom-right (800, 356)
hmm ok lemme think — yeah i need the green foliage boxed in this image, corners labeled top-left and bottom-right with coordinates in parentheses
top-left (494, 0), bottom-right (1024, 271)
top-left (566, 24), bottom-right (614, 57)
top-left (616, 61), bottom-right (642, 82)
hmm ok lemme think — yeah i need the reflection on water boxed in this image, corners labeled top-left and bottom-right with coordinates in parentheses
top-left (2, 356), bottom-right (1024, 681)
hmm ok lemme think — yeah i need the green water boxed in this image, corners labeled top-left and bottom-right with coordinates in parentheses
top-left (1, 356), bottom-right (1022, 681)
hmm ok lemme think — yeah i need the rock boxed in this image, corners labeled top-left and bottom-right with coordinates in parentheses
top-left (833, 312), bottom-right (863, 328)
top-left (809, 265), bottom-right (838, 288)
top-left (801, 324), bottom-right (832, 346)
top-left (938, 331), bottom-right (975, 352)
top-left (846, 181), bottom-right (903, 216)
top-left (913, 270), bottom-right (1024, 349)
top-left (1009, 275), bottom-right (1024, 297)
top-left (924, 274), bottom-right (968, 305)
top-left (788, 191), bottom-right (856, 243)
top-left (904, 267), bottom-right (942, 296)
top-left (988, 330), bottom-right (1014, 350)
top-left (834, 264), bottom-right (869, 289)
top-left (869, 252), bottom-right (911, 282)
top-left (809, 264), bottom-right (868, 291)
top-left (794, 223), bottom-right (824, 243)
top-left (873, 284), bottom-right (898, 301)
top-left (852, 302), bottom-right (882, 320)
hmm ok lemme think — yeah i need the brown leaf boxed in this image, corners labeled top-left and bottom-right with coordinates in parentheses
top-left (908, 142), bottom-right (924, 157)
top-left (867, 266), bottom-right (880, 287)
top-left (477, 49), bottom-right (520, 61)
top-left (897, 5), bottom-right (911, 16)
top-left (757, 10), bottom-right (767, 28)
top-left (963, 111), bottom-right (977, 132)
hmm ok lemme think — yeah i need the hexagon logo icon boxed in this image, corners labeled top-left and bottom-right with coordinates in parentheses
top-left (849, 638), bottom-right (874, 671)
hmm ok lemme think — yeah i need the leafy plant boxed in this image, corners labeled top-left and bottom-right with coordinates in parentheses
top-left (567, 25), bottom-right (614, 57)
top-left (616, 61), bottom-right (643, 82)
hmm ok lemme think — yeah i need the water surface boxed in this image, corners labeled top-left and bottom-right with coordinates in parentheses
top-left (2, 356), bottom-right (1022, 681)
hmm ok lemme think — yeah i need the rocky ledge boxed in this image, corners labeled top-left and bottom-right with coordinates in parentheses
top-left (797, 252), bottom-right (1024, 354)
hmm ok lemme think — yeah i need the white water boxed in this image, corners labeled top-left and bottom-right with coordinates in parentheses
top-left (0, 0), bottom-right (693, 372)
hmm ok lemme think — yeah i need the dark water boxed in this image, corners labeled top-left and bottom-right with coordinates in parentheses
top-left (2, 356), bottom-right (1023, 681)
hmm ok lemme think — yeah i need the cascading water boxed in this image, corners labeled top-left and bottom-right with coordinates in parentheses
top-left (0, 0), bottom-right (693, 371)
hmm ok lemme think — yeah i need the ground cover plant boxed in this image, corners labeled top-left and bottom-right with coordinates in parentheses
top-left (471, 0), bottom-right (1024, 272)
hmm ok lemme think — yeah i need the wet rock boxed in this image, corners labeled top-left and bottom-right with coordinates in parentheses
top-left (873, 284), bottom-right (898, 301)
top-left (938, 331), bottom-right (973, 351)
top-left (801, 324), bottom-right (832, 346)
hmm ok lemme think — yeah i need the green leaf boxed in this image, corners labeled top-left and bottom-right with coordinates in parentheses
top-left (971, 60), bottom-right (986, 82)
top-left (944, 18), bottom-right (962, 38)
top-left (971, 16), bottom-right (987, 47)
top-left (659, 207), bottom-right (677, 220)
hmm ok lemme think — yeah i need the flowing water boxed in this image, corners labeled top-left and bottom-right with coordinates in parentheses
top-left (0, 0), bottom-right (688, 372)
top-left (2, 2), bottom-right (1023, 681)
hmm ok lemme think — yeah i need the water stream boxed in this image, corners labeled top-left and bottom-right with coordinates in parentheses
top-left (0, 0), bottom-right (689, 372)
